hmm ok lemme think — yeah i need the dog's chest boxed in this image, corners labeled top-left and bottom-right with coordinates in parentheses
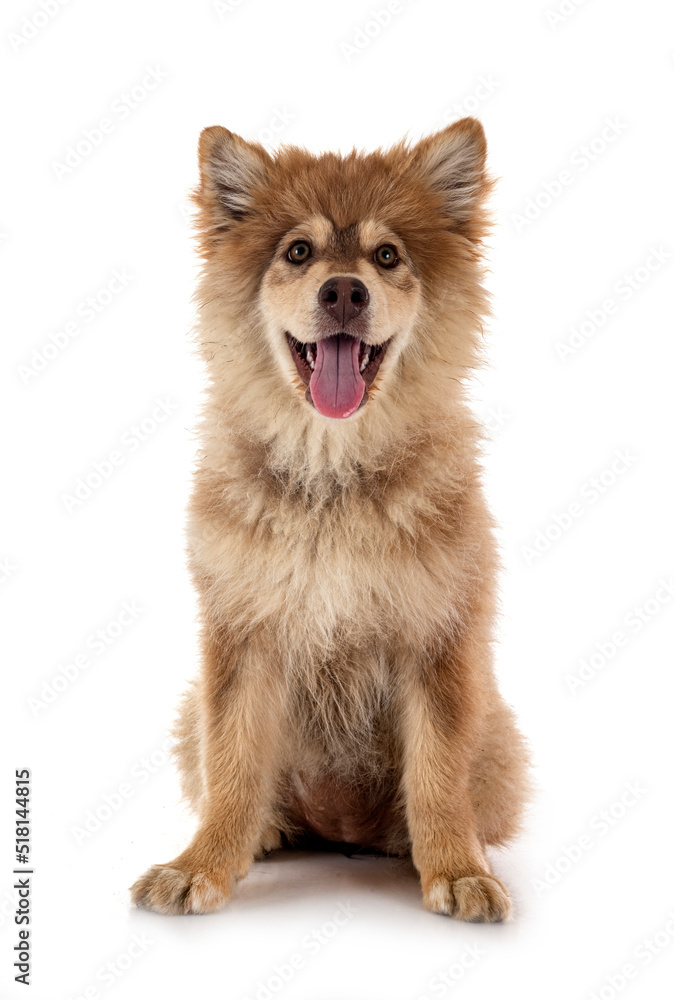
top-left (193, 469), bottom-right (465, 648)
top-left (267, 496), bottom-right (423, 633)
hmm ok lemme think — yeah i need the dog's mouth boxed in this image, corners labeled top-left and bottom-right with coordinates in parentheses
top-left (286, 332), bottom-right (390, 419)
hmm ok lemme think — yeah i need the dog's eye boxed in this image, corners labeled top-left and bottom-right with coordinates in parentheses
top-left (287, 241), bottom-right (312, 264)
top-left (374, 244), bottom-right (398, 268)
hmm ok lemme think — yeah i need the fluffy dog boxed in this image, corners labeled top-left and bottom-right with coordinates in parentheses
top-left (131, 117), bottom-right (530, 922)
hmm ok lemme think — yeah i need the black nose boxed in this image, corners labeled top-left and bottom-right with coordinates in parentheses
top-left (318, 277), bottom-right (369, 327)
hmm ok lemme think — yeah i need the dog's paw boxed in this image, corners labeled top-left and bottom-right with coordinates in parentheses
top-left (130, 863), bottom-right (234, 915)
top-left (254, 825), bottom-right (282, 859)
top-left (423, 873), bottom-right (512, 923)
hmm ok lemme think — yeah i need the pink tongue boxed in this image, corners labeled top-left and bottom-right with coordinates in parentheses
top-left (310, 334), bottom-right (365, 419)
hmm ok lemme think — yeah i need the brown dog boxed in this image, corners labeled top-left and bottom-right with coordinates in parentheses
top-left (131, 118), bottom-right (530, 921)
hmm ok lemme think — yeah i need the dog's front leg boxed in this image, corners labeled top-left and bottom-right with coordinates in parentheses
top-left (401, 642), bottom-right (512, 923)
top-left (131, 630), bottom-right (284, 914)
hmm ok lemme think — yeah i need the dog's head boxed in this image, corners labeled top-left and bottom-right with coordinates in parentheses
top-left (193, 120), bottom-right (491, 443)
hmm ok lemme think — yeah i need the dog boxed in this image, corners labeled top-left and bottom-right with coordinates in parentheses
top-left (131, 117), bottom-right (530, 922)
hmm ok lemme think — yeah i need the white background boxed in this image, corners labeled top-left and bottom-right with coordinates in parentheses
top-left (2, 0), bottom-right (674, 997)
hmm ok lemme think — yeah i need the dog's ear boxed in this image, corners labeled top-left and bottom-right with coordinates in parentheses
top-left (197, 126), bottom-right (271, 222)
top-left (411, 117), bottom-right (490, 234)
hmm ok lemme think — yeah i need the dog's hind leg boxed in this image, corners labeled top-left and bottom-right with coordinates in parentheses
top-left (253, 824), bottom-right (283, 859)
top-left (172, 681), bottom-right (204, 811)
top-left (470, 696), bottom-right (531, 849)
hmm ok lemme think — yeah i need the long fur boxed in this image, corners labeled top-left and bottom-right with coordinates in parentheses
top-left (131, 118), bottom-right (531, 922)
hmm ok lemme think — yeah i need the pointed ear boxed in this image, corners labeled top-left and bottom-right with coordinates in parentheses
top-left (411, 117), bottom-right (490, 234)
top-left (197, 126), bottom-right (271, 223)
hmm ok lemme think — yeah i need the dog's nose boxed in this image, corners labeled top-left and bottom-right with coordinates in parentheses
top-left (318, 277), bottom-right (369, 327)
